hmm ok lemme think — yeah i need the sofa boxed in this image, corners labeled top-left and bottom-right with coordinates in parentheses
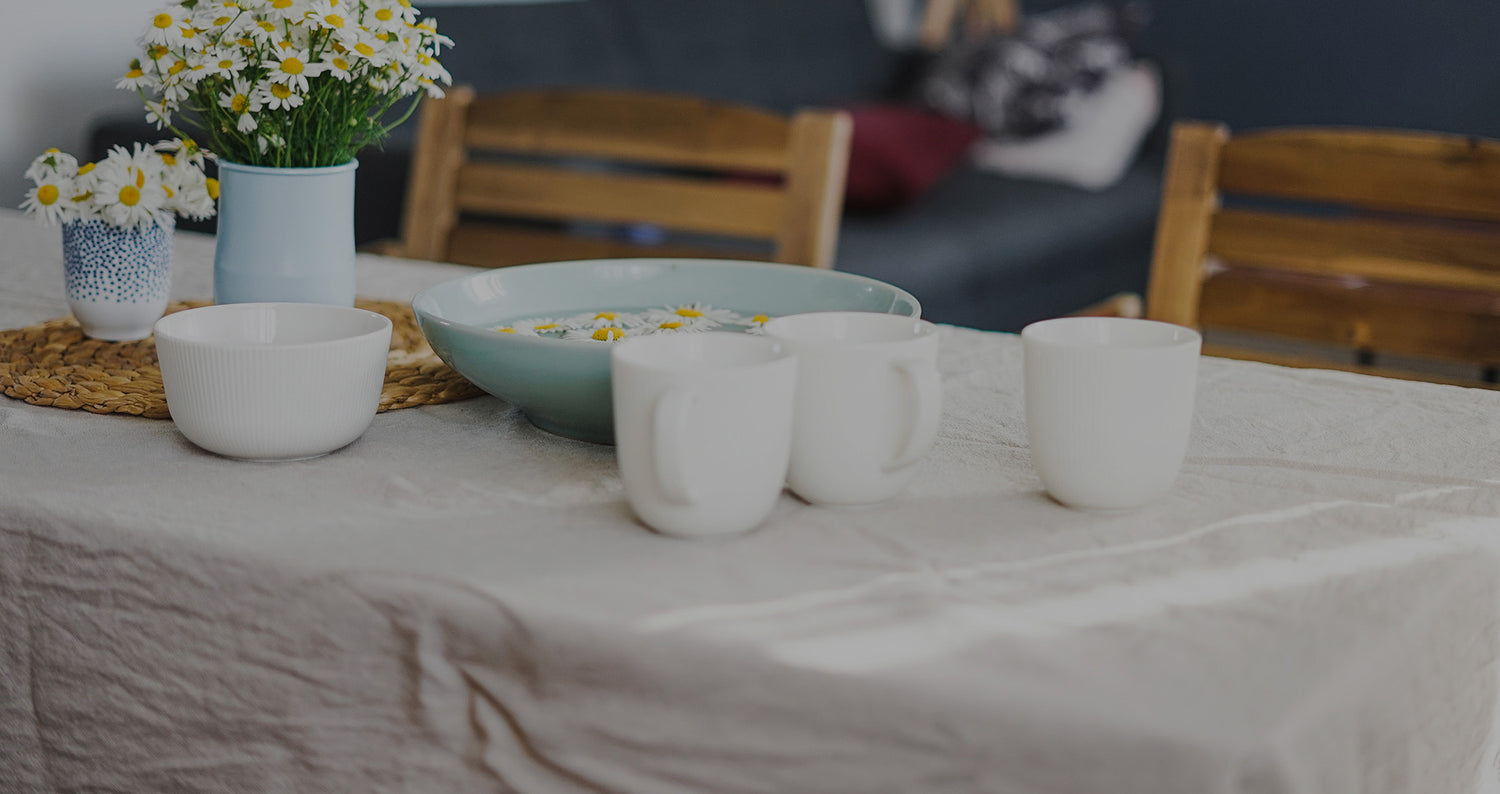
top-left (92, 0), bottom-right (1172, 332)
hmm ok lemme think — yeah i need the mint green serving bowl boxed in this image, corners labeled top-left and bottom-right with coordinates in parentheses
top-left (412, 258), bottom-right (921, 443)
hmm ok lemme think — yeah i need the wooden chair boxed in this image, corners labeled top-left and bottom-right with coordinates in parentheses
top-left (387, 86), bottom-right (853, 269)
top-left (1145, 121), bottom-right (1500, 387)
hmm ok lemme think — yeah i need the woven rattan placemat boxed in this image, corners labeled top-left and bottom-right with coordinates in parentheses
top-left (0, 299), bottom-right (481, 419)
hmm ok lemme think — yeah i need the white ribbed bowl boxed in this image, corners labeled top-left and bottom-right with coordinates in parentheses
top-left (154, 303), bottom-right (392, 461)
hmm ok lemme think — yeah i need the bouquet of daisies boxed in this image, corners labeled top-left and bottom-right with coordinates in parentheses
top-left (120, 0), bottom-right (453, 168)
top-left (20, 140), bottom-right (217, 230)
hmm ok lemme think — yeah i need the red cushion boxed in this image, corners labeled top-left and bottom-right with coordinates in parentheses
top-left (842, 104), bottom-right (984, 212)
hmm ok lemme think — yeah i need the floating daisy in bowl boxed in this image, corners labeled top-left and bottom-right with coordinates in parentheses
top-left (493, 304), bottom-right (766, 342)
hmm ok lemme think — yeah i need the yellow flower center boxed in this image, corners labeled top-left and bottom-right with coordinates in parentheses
top-left (593, 328), bottom-right (626, 341)
top-left (332, 57), bottom-right (350, 71)
top-left (125, 68), bottom-right (144, 79)
top-left (149, 45), bottom-right (170, 60)
top-left (534, 323), bottom-right (559, 331)
top-left (72, 192), bottom-right (93, 203)
top-left (272, 0), bottom-right (293, 8)
top-left (214, 15), bottom-right (232, 26)
top-left (752, 314), bottom-right (769, 324)
top-left (594, 311), bottom-right (618, 321)
top-left (324, 14), bottom-right (345, 28)
top-left (675, 308), bottom-right (703, 318)
top-left (375, 8), bottom-right (393, 21)
top-left (281, 56), bottom-right (305, 75)
top-left (36, 185), bottom-right (59, 205)
top-left (44, 147), bottom-right (59, 153)
top-left (496, 327), bottom-right (516, 333)
top-left (354, 42), bottom-right (375, 56)
top-left (118, 185), bottom-right (141, 207)
top-left (77, 162), bottom-right (95, 175)
top-left (658, 321), bottom-right (684, 330)
top-left (238, 37), bottom-right (255, 47)
top-left (161, 152), bottom-right (177, 165)
top-left (219, 59), bottom-right (235, 69)
top-left (153, 13), bottom-right (173, 29)
top-left (270, 84), bottom-right (293, 99)
top-left (231, 93), bottom-right (250, 112)
top-left (168, 59), bottom-right (188, 75)
top-left (205, 178), bottom-right (220, 200)
top-left (134, 169), bottom-right (146, 189)
top-left (163, 185), bottom-right (175, 199)
top-left (258, 20), bottom-right (275, 32)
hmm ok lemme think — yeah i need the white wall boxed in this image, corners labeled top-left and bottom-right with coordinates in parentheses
top-left (1, 1), bottom-right (158, 208)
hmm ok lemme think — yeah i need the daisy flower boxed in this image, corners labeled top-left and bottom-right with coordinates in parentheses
top-left (510, 316), bottom-right (568, 336)
top-left (144, 99), bottom-right (174, 129)
top-left (264, 0), bottom-right (312, 23)
top-left (255, 79), bottom-right (304, 111)
top-left (200, 48), bottom-right (248, 79)
top-left (115, 61), bottom-right (158, 92)
top-left (363, 2), bottom-right (412, 33)
top-left (268, 47), bottom-right (325, 91)
top-left (409, 17), bottom-right (453, 52)
top-left (321, 49), bottom-right (356, 80)
top-left (643, 303), bottom-right (739, 331)
top-left (219, 79), bottom-right (263, 131)
top-left (344, 27), bottom-right (395, 67)
top-left (742, 313), bottom-right (772, 334)
top-left (564, 309), bottom-right (646, 330)
top-left (192, 6), bottom-right (245, 33)
top-left (142, 7), bottom-right (190, 46)
top-left (20, 174), bottom-right (76, 225)
top-left (89, 157), bottom-right (169, 230)
top-left (305, 6), bottom-right (351, 33)
top-left (563, 327), bottom-right (631, 343)
top-left (640, 318), bottom-right (706, 336)
top-left (25, 150), bottom-right (79, 182)
top-left (155, 137), bottom-right (214, 170)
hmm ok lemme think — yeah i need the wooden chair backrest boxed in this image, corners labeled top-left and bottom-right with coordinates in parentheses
top-left (1146, 122), bottom-right (1500, 385)
top-left (396, 86), bottom-right (853, 269)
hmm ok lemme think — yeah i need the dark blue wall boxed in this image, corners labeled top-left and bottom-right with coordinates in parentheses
top-left (1096, 0), bottom-right (1500, 137)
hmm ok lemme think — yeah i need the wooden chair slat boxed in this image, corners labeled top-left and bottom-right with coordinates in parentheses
top-left (1218, 128), bottom-right (1500, 224)
top-left (454, 161), bottom-right (786, 239)
top-left (464, 90), bottom-right (793, 173)
top-left (1210, 209), bottom-right (1500, 293)
top-left (1200, 269), bottom-right (1500, 364)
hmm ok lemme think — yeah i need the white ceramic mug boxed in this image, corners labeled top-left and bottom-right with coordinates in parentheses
top-left (611, 333), bottom-right (797, 539)
top-left (1021, 316), bottom-right (1201, 510)
top-left (762, 312), bottom-right (942, 506)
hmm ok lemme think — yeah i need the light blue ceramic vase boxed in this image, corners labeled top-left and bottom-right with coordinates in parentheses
top-left (213, 160), bottom-right (357, 306)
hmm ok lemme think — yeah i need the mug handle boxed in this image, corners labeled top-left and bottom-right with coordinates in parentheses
top-left (653, 388), bottom-right (698, 504)
top-left (885, 358), bottom-right (942, 472)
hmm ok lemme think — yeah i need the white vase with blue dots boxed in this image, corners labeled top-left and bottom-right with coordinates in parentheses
top-left (61, 218), bottom-right (173, 341)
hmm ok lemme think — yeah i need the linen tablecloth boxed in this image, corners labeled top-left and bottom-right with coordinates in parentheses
top-left (2, 210), bottom-right (1499, 793)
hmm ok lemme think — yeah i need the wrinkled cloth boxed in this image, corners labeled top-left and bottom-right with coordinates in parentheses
top-left (2, 211), bottom-right (1500, 793)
